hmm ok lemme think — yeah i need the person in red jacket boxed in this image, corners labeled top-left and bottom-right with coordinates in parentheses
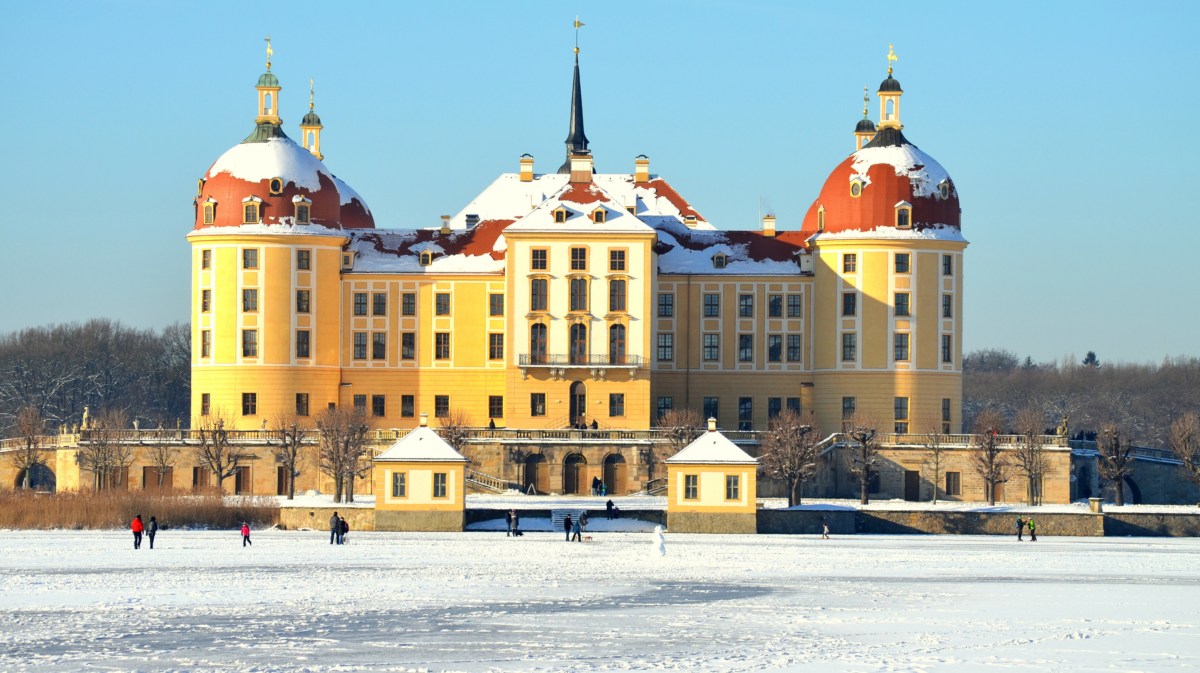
top-left (131, 514), bottom-right (144, 550)
top-left (241, 522), bottom-right (252, 547)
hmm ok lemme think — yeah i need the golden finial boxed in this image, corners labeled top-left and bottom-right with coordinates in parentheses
top-left (887, 43), bottom-right (898, 76)
top-left (573, 16), bottom-right (585, 55)
top-left (309, 78), bottom-right (315, 111)
top-left (265, 35), bottom-right (274, 70)
top-left (862, 85), bottom-right (869, 118)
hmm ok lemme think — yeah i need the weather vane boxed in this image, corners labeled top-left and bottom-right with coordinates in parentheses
top-left (862, 85), bottom-right (869, 118)
top-left (265, 35), bottom-right (273, 70)
top-left (573, 16), bottom-right (585, 55)
top-left (309, 78), bottom-right (315, 111)
top-left (887, 43), bottom-right (898, 75)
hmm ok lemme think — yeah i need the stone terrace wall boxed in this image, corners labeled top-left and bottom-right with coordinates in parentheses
top-left (1104, 512), bottom-right (1200, 537)
top-left (757, 510), bottom-right (1106, 536)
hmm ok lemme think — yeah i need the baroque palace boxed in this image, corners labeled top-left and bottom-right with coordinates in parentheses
top-left (22, 39), bottom-right (1182, 507)
top-left (183, 41), bottom-right (973, 498)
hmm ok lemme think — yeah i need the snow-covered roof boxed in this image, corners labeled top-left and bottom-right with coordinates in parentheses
top-left (207, 137), bottom-right (332, 192)
top-left (666, 430), bottom-right (758, 465)
top-left (374, 426), bottom-right (468, 463)
top-left (808, 223), bottom-right (968, 244)
top-left (185, 222), bottom-right (351, 238)
top-left (850, 144), bottom-right (951, 199)
top-left (655, 218), bottom-right (806, 275)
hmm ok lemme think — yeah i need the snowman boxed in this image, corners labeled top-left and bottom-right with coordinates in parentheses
top-left (652, 525), bottom-right (666, 557)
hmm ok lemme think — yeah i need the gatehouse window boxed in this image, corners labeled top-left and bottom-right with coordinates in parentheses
top-left (726, 475), bottom-right (740, 500)
top-left (392, 472), bottom-right (407, 498)
top-left (684, 474), bottom-right (699, 500)
top-left (433, 472), bottom-right (448, 498)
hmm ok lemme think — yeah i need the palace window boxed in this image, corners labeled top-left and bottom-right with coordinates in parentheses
top-left (591, 208), bottom-right (607, 223)
top-left (489, 333), bottom-right (504, 360)
top-left (850, 180), bottom-right (863, 198)
top-left (570, 247), bottom-right (587, 270)
top-left (843, 253), bottom-right (856, 273)
top-left (569, 323), bottom-right (587, 364)
top-left (768, 397), bottom-right (782, 419)
top-left (530, 279), bottom-right (548, 311)
top-left (353, 332), bottom-right (367, 360)
top-left (295, 202), bottom-right (310, 224)
top-left (738, 397), bottom-right (753, 431)
top-left (435, 333), bottom-right (450, 360)
top-left (739, 294), bottom-right (754, 317)
top-left (608, 279), bottom-right (626, 312)
top-left (242, 392), bottom-right (257, 416)
top-left (419, 250), bottom-right (433, 267)
top-left (570, 278), bottom-right (588, 312)
top-left (609, 324), bottom-right (626, 364)
top-left (434, 395), bottom-right (450, 418)
top-left (894, 332), bottom-right (910, 362)
top-left (657, 397), bottom-right (673, 418)
top-left (943, 398), bottom-right (953, 434)
top-left (242, 289), bottom-right (258, 312)
top-left (435, 293), bottom-right (450, 315)
top-left (529, 324), bottom-right (547, 363)
top-left (203, 202), bottom-right (216, 225)
top-left (200, 330), bottom-right (211, 358)
top-left (554, 208), bottom-right (569, 224)
top-left (296, 249), bottom-right (311, 270)
top-left (787, 335), bottom-right (801, 362)
top-left (531, 393), bottom-right (546, 417)
top-left (842, 396), bottom-right (856, 419)
top-left (943, 294), bottom-right (953, 318)
top-left (657, 333), bottom-right (674, 362)
top-left (787, 397), bottom-right (801, 413)
top-left (942, 334), bottom-right (953, 364)
top-left (704, 293), bottom-right (720, 317)
top-left (658, 293), bottom-right (674, 317)
top-left (946, 471), bottom-right (961, 496)
top-left (372, 395), bottom-right (385, 418)
top-left (242, 249), bottom-right (258, 269)
top-left (739, 335), bottom-right (753, 362)
top-left (269, 177), bottom-right (284, 195)
top-left (894, 396), bottom-right (910, 434)
top-left (201, 289), bottom-right (211, 313)
top-left (373, 293), bottom-right (387, 316)
top-left (939, 180), bottom-right (952, 199)
top-left (768, 335), bottom-right (782, 362)
top-left (703, 397), bottom-right (719, 421)
top-left (490, 293), bottom-right (504, 317)
top-left (895, 253), bottom-right (910, 273)
top-left (401, 395), bottom-right (415, 417)
top-left (842, 292), bottom-right (856, 316)
top-left (401, 332), bottom-right (415, 360)
top-left (703, 334), bottom-right (719, 361)
top-left (895, 292), bottom-right (910, 317)
top-left (433, 473), bottom-right (448, 498)
top-left (943, 254), bottom-right (953, 276)
top-left (489, 396), bottom-right (504, 419)
top-left (402, 292), bottom-right (416, 316)
top-left (842, 333), bottom-right (856, 361)
top-left (531, 249), bottom-right (548, 270)
top-left (296, 393), bottom-right (309, 417)
top-left (353, 293), bottom-right (367, 316)
top-left (296, 330), bottom-right (310, 358)
top-left (769, 295), bottom-right (783, 317)
top-left (201, 249), bottom-right (212, 269)
top-left (296, 289), bottom-right (310, 313)
top-left (242, 330), bottom-right (258, 357)
top-left (895, 202), bottom-right (913, 229)
top-left (353, 395), bottom-right (366, 413)
top-left (609, 393), bottom-right (625, 417)
top-left (817, 206), bottom-right (826, 231)
top-left (243, 202), bottom-right (260, 224)
top-left (609, 249), bottom-right (626, 271)
top-left (372, 333), bottom-right (386, 360)
top-left (200, 393), bottom-right (211, 417)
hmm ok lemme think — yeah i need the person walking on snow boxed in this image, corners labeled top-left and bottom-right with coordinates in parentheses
top-left (131, 514), bottom-right (144, 550)
top-left (1016, 516), bottom-right (1025, 541)
top-left (606, 499), bottom-right (614, 520)
top-left (1027, 518), bottom-right (1037, 542)
top-left (563, 514), bottom-right (573, 542)
top-left (339, 517), bottom-right (350, 544)
top-left (505, 510), bottom-right (513, 537)
top-left (241, 522), bottom-right (252, 547)
top-left (821, 517), bottom-right (830, 539)
top-left (330, 511), bottom-right (340, 545)
top-left (571, 515), bottom-right (583, 542)
top-left (580, 511), bottom-right (589, 534)
top-left (511, 511), bottom-right (522, 537)
top-left (147, 516), bottom-right (158, 549)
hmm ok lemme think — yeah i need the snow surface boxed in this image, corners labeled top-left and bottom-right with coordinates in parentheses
top-left (2, 530), bottom-right (1197, 672)
top-left (850, 144), bottom-right (952, 198)
top-left (207, 137), bottom-right (332, 192)
top-left (667, 430), bottom-right (758, 464)
top-left (376, 426), bottom-right (468, 462)
top-left (808, 223), bottom-right (968, 243)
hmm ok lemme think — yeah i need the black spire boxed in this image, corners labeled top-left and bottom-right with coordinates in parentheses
top-left (559, 53), bottom-right (590, 173)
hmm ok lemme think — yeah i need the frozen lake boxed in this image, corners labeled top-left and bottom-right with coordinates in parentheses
top-left (2, 529), bottom-right (1198, 672)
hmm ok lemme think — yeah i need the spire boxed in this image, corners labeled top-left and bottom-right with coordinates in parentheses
top-left (854, 85), bottom-right (876, 150)
top-left (560, 18), bottom-right (590, 174)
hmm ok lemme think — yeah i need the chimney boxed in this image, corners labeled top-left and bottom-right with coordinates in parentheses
top-left (762, 214), bottom-right (776, 237)
top-left (519, 154), bottom-right (534, 182)
top-left (707, 417), bottom-right (717, 432)
top-left (683, 214), bottom-right (698, 229)
top-left (634, 155), bottom-right (650, 183)
top-left (465, 214), bottom-right (480, 229)
top-left (439, 215), bottom-right (451, 234)
top-left (570, 154), bottom-right (594, 183)
top-left (419, 413), bottom-right (429, 427)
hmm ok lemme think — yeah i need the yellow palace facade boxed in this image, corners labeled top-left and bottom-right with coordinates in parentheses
top-left (188, 46), bottom-right (967, 479)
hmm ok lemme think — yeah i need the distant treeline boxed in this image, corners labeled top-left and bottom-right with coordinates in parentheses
top-left (963, 348), bottom-right (1200, 447)
top-left (2, 321), bottom-right (1198, 449)
top-left (0, 320), bottom-right (190, 437)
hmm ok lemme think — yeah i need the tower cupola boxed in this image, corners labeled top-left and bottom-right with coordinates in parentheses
top-left (877, 44), bottom-right (903, 129)
top-left (854, 86), bottom-right (876, 150)
top-left (300, 78), bottom-right (324, 160)
top-left (559, 18), bottom-right (594, 181)
top-left (255, 36), bottom-right (282, 126)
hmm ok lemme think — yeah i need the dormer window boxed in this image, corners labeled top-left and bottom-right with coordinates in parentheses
top-left (712, 253), bottom-right (728, 269)
top-left (293, 196), bottom-right (312, 225)
top-left (895, 201), bottom-right (913, 229)
top-left (341, 253), bottom-right (354, 270)
top-left (591, 208), bottom-right (607, 224)
top-left (817, 206), bottom-right (826, 232)
top-left (242, 197), bottom-right (262, 224)
top-left (684, 215), bottom-right (698, 227)
top-left (269, 177), bottom-right (284, 195)
top-left (419, 250), bottom-right (433, 267)
top-left (196, 178), bottom-right (205, 198)
top-left (553, 207), bottom-right (569, 224)
top-left (202, 199), bottom-right (216, 225)
top-left (850, 180), bottom-right (863, 198)
top-left (938, 180), bottom-right (951, 199)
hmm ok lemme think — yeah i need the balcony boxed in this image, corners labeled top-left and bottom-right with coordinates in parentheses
top-left (518, 354), bottom-right (646, 380)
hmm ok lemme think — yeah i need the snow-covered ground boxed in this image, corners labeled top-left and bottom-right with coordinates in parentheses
top-left (2, 530), bottom-right (1197, 672)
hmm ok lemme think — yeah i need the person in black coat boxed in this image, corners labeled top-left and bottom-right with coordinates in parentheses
top-left (606, 499), bottom-right (614, 520)
top-left (147, 516), bottom-right (159, 549)
top-left (563, 514), bottom-right (573, 541)
top-left (505, 510), bottom-right (513, 537)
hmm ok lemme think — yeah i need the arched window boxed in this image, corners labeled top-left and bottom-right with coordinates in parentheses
top-left (885, 99), bottom-right (895, 121)
top-left (264, 92), bottom-right (274, 114)
top-left (609, 324), bottom-right (626, 364)
top-left (553, 207), bottom-right (569, 224)
top-left (712, 253), bottom-right (728, 269)
top-left (591, 208), bottom-right (607, 223)
top-left (203, 202), bottom-right (216, 225)
top-left (817, 206), bottom-right (826, 231)
top-left (569, 323), bottom-right (588, 365)
top-left (419, 250), bottom-right (433, 267)
top-left (196, 179), bottom-right (206, 198)
top-left (306, 131), bottom-right (315, 147)
top-left (895, 202), bottom-right (913, 229)
top-left (295, 200), bottom-right (311, 224)
top-left (529, 323), bottom-right (547, 364)
top-left (243, 202), bottom-right (260, 224)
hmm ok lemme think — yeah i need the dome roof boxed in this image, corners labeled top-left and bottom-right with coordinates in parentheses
top-left (800, 127), bottom-right (960, 237)
top-left (878, 75), bottom-right (902, 93)
top-left (301, 110), bottom-right (322, 126)
top-left (256, 72), bottom-right (280, 88)
top-left (195, 131), bottom-right (373, 231)
top-left (855, 117), bottom-right (876, 133)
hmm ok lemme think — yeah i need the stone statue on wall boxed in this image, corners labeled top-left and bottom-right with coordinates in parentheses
top-left (1056, 415), bottom-right (1069, 437)
top-left (81, 406), bottom-right (90, 430)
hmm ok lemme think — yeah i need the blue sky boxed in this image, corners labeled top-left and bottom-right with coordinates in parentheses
top-left (1, 1), bottom-right (1196, 364)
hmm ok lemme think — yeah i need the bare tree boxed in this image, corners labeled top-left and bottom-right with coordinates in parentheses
top-left (10, 405), bottom-right (49, 490)
top-left (845, 413), bottom-right (881, 505)
top-left (1012, 406), bottom-right (1049, 506)
top-left (436, 408), bottom-right (472, 456)
top-left (652, 408), bottom-right (703, 481)
top-left (194, 412), bottom-right (240, 494)
top-left (76, 408), bottom-right (134, 490)
top-left (146, 443), bottom-right (177, 489)
top-left (760, 410), bottom-right (820, 506)
top-left (270, 412), bottom-right (309, 500)
top-left (919, 416), bottom-right (948, 504)
top-left (1095, 423), bottom-right (1135, 506)
top-left (316, 406), bottom-right (369, 503)
top-left (971, 408), bottom-right (1008, 506)
top-left (1168, 413), bottom-right (1200, 501)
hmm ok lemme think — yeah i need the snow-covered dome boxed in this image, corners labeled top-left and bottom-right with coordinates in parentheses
top-left (195, 128), bottom-right (374, 230)
top-left (800, 126), bottom-right (960, 236)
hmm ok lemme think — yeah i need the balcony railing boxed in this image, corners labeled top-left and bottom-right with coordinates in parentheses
top-left (518, 354), bottom-right (646, 367)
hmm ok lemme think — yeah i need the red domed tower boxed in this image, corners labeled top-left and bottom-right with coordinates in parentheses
top-left (187, 41), bottom-right (370, 430)
top-left (806, 46), bottom-right (968, 437)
